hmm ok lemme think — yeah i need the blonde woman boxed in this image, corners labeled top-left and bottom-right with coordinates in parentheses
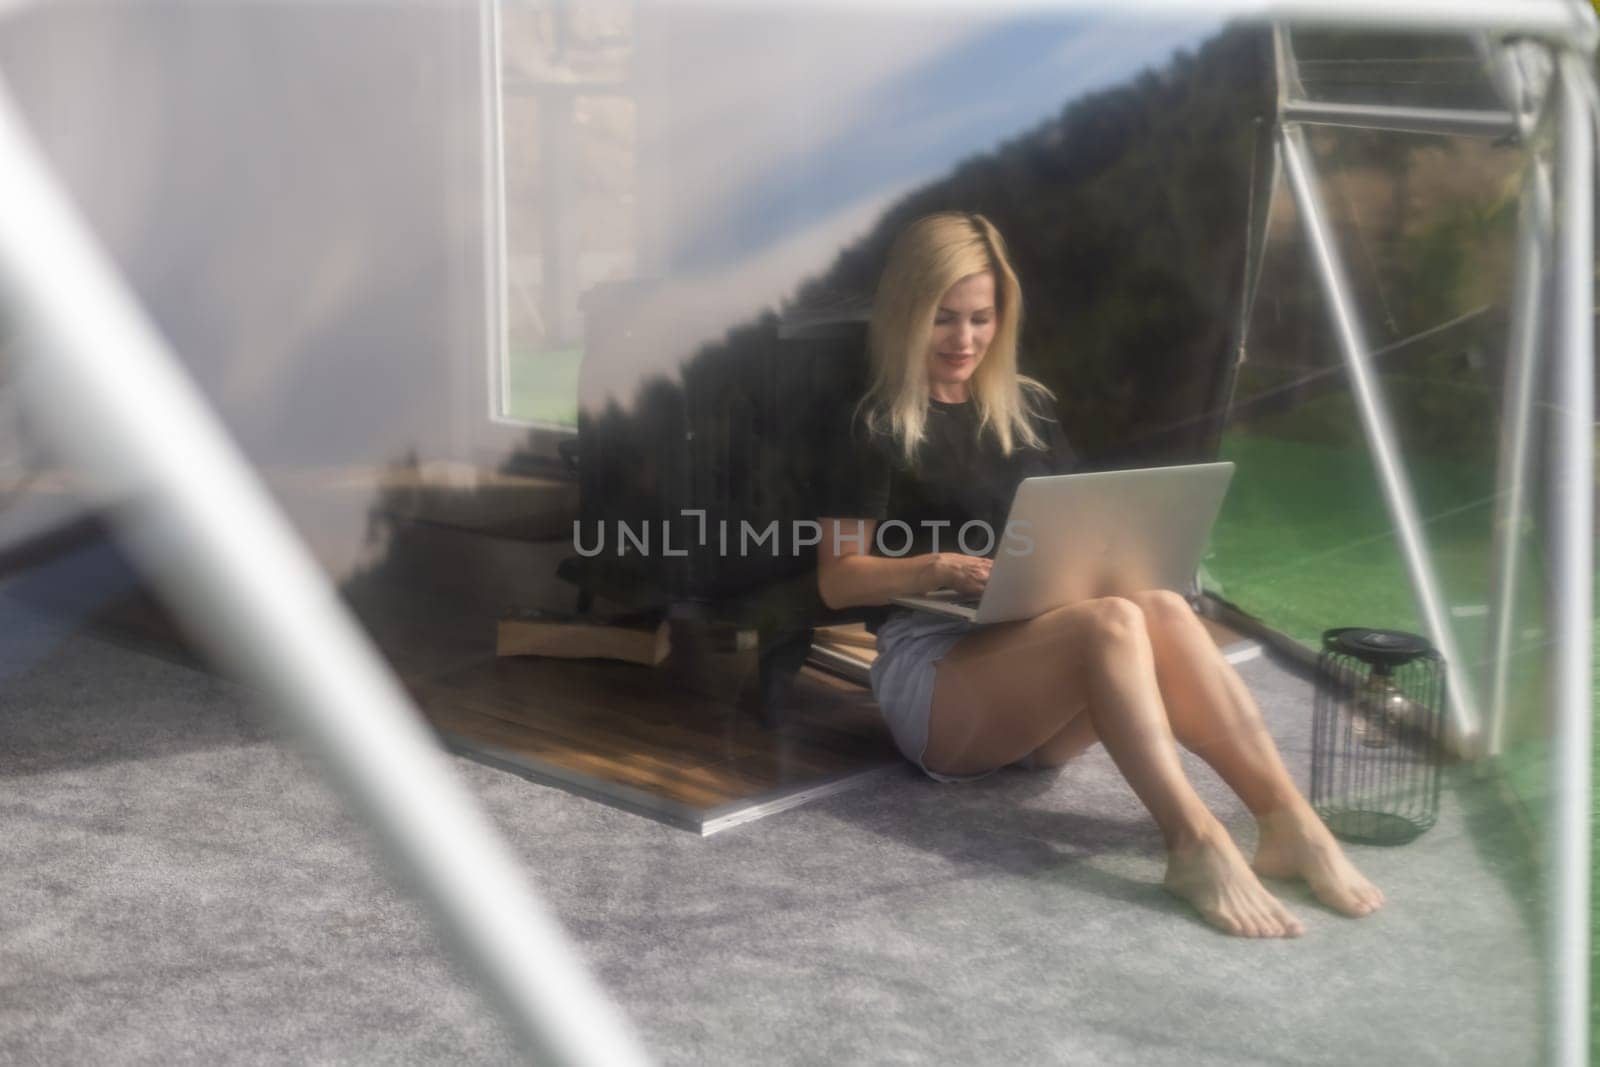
top-left (818, 212), bottom-right (1383, 939)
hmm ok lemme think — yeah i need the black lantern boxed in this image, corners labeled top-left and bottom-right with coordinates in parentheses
top-left (1310, 628), bottom-right (1446, 845)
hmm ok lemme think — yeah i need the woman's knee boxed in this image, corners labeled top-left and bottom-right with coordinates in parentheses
top-left (1128, 592), bottom-right (1214, 658)
top-left (1084, 595), bottom-right (1147, 643)
top-left (1127, 589), bottom-right (1194, 631)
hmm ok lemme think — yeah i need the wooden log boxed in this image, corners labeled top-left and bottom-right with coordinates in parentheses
top-left (496, 617), bottom-right (671, 666)
top-left (813, 622), bottom-right (877, 651)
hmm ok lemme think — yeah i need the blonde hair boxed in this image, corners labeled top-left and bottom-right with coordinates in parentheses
top-left (862, 211), bottom-right (1052, 464)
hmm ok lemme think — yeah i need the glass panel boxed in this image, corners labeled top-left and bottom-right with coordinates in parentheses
top-left (1209, 87), bottom-right (1546, 804)
top-left (501, 1), bottom-right (636, 426)
top-left (0, 4), bottom-right (1578, 1063)
top-left (1284, 28), bottom-right (1508, 111)
top-left (1205, 38), bottom-right (1567, 1040)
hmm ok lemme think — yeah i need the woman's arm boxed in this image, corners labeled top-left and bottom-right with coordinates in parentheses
top-left (816, 518), bottom-right (991, 610)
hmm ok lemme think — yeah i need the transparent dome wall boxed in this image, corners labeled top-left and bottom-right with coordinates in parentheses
top-left (0, 3), bottom-right (1592, 1064)
top-left (1201, 28), bottom-right (1593, 1053)
top-left (1205, 27), bottom-right (1573, 818)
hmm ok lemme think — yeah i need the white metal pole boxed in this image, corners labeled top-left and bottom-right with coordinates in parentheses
top-left (1272, 21), bottom-right (1301, 106)
top-left (793, 2), bottom-right (1594, 46)
top-left (1483, 160), bottom-right (1551, 759)
top-left (481, 0), bottom-right (511, 422)
top-left (1278, 123), bottom-right (1484, 752)
top-left (1547, 50), bottom-right (1593, 1067)
top-left (819, 3), bottom-right (1598, 58)
top-left (1234, 125), bottom-right (1279, 368)
top-left (1280, 100), bottom-right (1519, 139)
top-left (1259, 0), bottom-right (1593, 40)
top-left (1477, 32), bottom-right (1521, 120)
top-left (0, 80), bottom-right (652, 1067)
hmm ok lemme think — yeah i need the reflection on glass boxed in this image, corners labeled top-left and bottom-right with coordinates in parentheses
top-left (501, 1), bottom-right (636, 426)
top-left (483, 5), bottom-right (1265, 639)
top-left (1204, 30), bottom-right (1552, 821)
top-left (0, 5), bottom-right (1577, 1060)
top-left (490, 2), bottom-right (1227, 438)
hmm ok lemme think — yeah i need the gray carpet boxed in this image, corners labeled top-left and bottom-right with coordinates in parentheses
top-left (0, 590), bottom-right (1545, 1065)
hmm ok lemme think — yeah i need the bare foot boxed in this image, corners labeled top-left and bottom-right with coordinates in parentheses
top-left (1252, 806), bottom-right (1385, 917)
top-left (1164, 830), bottom-right (1304, 938)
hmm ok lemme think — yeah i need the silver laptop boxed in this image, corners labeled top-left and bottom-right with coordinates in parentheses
top-left (890, 461), bottom-right (1234, 624)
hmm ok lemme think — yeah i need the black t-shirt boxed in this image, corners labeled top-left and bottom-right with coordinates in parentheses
top-left (826, 397), bottom-right (1079, 618)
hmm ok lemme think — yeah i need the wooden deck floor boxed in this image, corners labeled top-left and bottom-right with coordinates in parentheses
top-left (73, 579), bottom-right (899, 834)
top-left (410, 653), bottom-right (897, 831)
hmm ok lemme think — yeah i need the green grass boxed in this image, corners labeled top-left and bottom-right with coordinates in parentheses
top-left (1207, 429), bottom-right (1597, 1049)
top-left (505, 346), bottom-right (582, 427)
top-left (1208, 433), bottom-right (1497, 639)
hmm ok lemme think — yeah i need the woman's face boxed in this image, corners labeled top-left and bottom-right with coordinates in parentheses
top-left (925, 271), bottom-right (996, 401)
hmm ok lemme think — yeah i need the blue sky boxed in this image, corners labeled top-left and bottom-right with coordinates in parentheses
top-left (668, 9), bottom-right (1223, 276)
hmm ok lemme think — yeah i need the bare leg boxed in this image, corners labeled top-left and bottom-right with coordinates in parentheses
top-left (1027, 713), bottom-right (1100, 767)
top-left (1126, 590), bottom-right (1384, 918)
top-left (925, 597), bottom-right (1302, 938)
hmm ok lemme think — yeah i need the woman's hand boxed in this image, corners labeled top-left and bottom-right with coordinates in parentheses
top-left (929, 552), bottom-right (991, 597)
top-left (817, 519), bottom-right (994, 609)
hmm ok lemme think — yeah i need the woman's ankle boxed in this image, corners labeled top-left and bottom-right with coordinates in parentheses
top-left (1162, 812), bottom-right (1230, 853)
top-left (1254, 799), bottom-right (1321, 832)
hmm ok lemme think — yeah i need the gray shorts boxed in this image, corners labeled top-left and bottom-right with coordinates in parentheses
top-left (869, 608), bottom-right (991, 783)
